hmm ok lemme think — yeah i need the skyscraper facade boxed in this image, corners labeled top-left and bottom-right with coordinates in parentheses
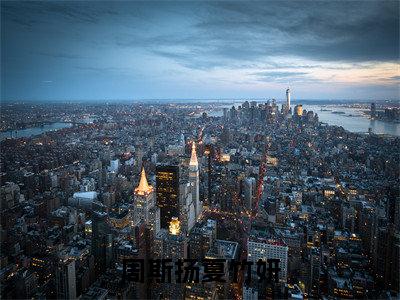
top-left (56, 260), bottom-right (77, 300)
top-left (91, 211), bottom-right (113, 275)
top-left (248, 235), bottom-right (289, 282)
top-left (286, 88), bottom-right (291, 112)
top-left (156, 165), bottom-right (180, 229)
top-left (189, 141), bottom-right (202, 219)
top-left (134, 167), bottom-right (155, 224)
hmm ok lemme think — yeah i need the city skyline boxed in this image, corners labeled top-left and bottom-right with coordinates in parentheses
top-left (1, 2), bottom-right (400, 299)
top-left (1, 1), bottom-right (399, 101)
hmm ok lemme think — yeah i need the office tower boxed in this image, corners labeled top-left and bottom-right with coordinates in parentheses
top-left (154, 218), bottom-right (188, 260)
top-left (179, 180), bottom-right (196, 233)
top-left (248, 233), bottom-right (288, 282)
top-left (148, 205), bottom-right (161, 240)
top-left (220, 126), bottom-right (230, 144)
top-left (371, 102), bottom-right (376, 118)
top-left (188, 219), bottom-right (217, 259)
top-left (206, 239), bottom-right (239, 299)
top-left (134, 167), bottom-right (155, 223)
top-left (91, 211), bottom-right (113, 275)
top-left (154, 223), bottom-right (187, 263)
top-left (189, 141), bottom-right (202, 219)
top-left (153, 220), bottom-right (188, 300)
top-left (294, 104), bottom-right (303, 117)
top-left (286, 88), bottom-right (291, 112)
top-left (156, 165), bottom-right (180, 229)
top-left (56, 260), bottom-right (76, 300)
top-left (223, 107), bottom-right (229, 121)
top-left (229, 106), bottom-right (238, 121)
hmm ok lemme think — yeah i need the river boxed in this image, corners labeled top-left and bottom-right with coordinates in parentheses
top-left (303, 105), bottom-right (400, 136)
top-left (208, 102), bottom-right (400, 137)
top-left (0, 122), bottom-right (73, 141)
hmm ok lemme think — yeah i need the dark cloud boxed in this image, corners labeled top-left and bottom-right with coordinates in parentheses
top-left (106, 1), bottom-right (399, 70)
top-left (189, 1), bottom-right (398, 66)
top-left (3, 1), bottom-right (398, 66)
top-left (1, 1), bottom-right (398, 100)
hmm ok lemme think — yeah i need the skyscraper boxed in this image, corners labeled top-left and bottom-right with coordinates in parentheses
top-left (371, 102), bottom-right (376, 118)
top-left (189, 141), bottom-right (202, 219)
top-left (286, 88), bottom-right (291, 112)
top-left (156, 165), bottom-right (180, 229)
top-left (91, 211), bottom-right (113, 275)
top-left (56, 260), bottom-right (76, 300)
top-left (295, 104), bottom-right (303, 117)
top-left (134, 167), bottom-right (155, 224)
top-left (153, 224), bottom-right (188, 299)
top-left (248, 232), bottom-right (288, 282)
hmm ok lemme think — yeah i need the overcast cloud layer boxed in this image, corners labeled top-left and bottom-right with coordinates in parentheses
top-left (1, 1), bottom-right (399, 101)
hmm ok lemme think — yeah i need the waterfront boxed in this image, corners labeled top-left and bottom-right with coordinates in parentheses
top-left (2, 103), bottom-right (399, 140)
top-left (0, 122), bottom-right (73, 140)
top-left (208, 102), bottom-right (400, 137)
top-left (303, 105), bottom-right (400, 137)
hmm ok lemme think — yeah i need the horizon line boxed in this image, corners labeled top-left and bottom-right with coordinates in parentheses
top-left (1, 98), bottom-right (398, 104)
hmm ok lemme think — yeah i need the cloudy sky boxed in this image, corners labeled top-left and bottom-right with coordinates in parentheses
top-left (1, 1), bottom-right (399, 101)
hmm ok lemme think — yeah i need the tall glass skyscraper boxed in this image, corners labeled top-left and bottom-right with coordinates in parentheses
top-left (156, 165), bottom-right (180, 229)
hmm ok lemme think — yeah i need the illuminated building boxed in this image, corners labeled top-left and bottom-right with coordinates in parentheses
top-left (154, 228), bottom-right (187, 261)
top-left (153, 228), bottom-right (188, 299)
top-left (329, 273), bottom-right (354, 299)
top-left (180, 180), bottom-right (196, 233)
top-left (109, 207), bottom-right (131, 229)
top-left (189, 141), bottom-right (202, 220)
top-left (84, 220), bottom-right (92, 236)
top-left (185, 282), bottom-right (217, 300)
top-left (294, 104), bottom-right (303, 117)
top-left (156, 165), bottom-right (180, 229)
top-left (248, 230), bottom-right (288, 282)
top-left (148, 205), bottom-right (161, 240)
top-left (134, 167), bottom-right (155, 223)
top-left (220, 154), bottom-right (230, 162)
top-left (169, 217), bottom-right (181, 235)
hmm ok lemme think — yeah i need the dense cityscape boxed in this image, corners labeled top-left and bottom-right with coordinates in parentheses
top-left (2, 0), bottom-right (399, 299)
top-left (1, 89), bottom-right (399, 299)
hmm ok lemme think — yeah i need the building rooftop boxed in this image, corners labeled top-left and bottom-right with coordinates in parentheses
top-left (207, 239), bottom-right (238, 259)
top-left (134, 167), bottom-right (154, 195)
top-left (73, 191), bottom-right (97, 199)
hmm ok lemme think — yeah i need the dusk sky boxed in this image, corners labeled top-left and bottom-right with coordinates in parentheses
top-left (1, 1), bottom-right (399, 101)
